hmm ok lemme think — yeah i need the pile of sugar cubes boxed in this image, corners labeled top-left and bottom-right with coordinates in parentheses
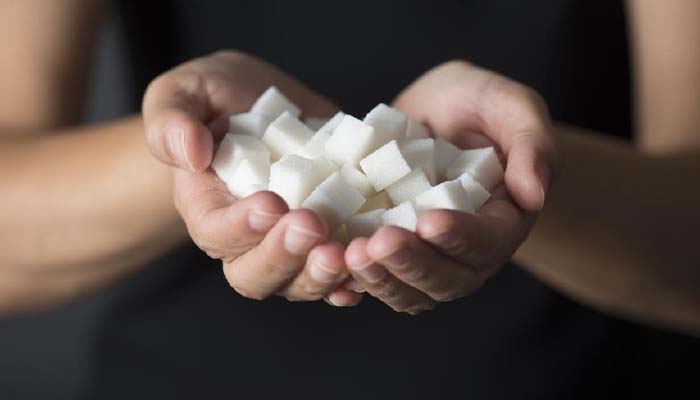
top-left (212, 86), bottom-right (503, 242)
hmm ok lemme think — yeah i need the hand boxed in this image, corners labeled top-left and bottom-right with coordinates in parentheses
top-left (143, 50), bottom-right (362, 306)
top-left (345, 60), bottom-right (558, 314)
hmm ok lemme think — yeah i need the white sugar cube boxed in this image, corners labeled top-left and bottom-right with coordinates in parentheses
top-left (405, 118), bottom-right (430, 139)
top-left (250, 86), bottom-right (301, 120)
top-left (268, 155), bottom-right (324, 209)
top-left (400, 138), bottom-right (438, 185)
top-left (385, 168), bottom-right (432, 205)
top-left (324, 115), bottom-right (377, 166)
top-left (316, 111), bottom-right (346, 134)
top-left (298, 112), bottom-right (345, 158)
top-left (212, 133), bottom-right (270, 181)
top-left (312, 156), bottom-right (339, 180)
top-left (445, 147), bottom-right (504, 190)
top-left (304, 117), bottom-right (328, 131)
top-left (301, 172), bottom-right (366, 232)
top-left (363, 103), bottom-right (408, 144)
top-left (262, 111), bottom-right (315, 161)
top-left (359, 140), bottom-right (411, 191)
top-left (346, 209), bottom-right (385, 238)
top-left (226, 157), bottom-right (270, 199)
top-left (298, 129), bottom-right (331, 158)
top-left (459, 173), bottom-right (491, 211)
top-left (381, 201), bottom-right (418, 231)
top-left (358, 191), bottom-right (394, 213)
top-left (414, 180), bottom-right (475, 214)
top-left (339, 164), bottom-right (375, 198)
top-left (434, 138), bottom-right (461, 180)
top-left (228, 113), bottom-right (272, 138)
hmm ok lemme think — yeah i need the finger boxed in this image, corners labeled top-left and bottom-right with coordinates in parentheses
top-left (345, 238), bottom-right (435, 314)
top-left (416, 186), bottom-right (533, 273)
top-left (143, 73), bottom-right (216, 172)
top-left (173, 169), bottom-right (288, 260)
top-left (223, 209), bottom-right (327, 300)
top-left (394, 61), bottom-right (556, 211)
top-left (325, 288), bottom-right (364, 307)
top-left (366, 226), bottom-right (483, 303)
top-left (278, 242), bottom-right (349, 301)
top-left (342, 277), bottom-right (366, 293)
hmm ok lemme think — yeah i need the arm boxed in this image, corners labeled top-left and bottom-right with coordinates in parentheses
top-left (0, 0), bottom-right (185, 315)
top-left (514, 0), bottom-right (700, 336)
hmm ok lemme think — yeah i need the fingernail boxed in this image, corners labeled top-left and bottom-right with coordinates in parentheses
top-left (537, 181), bottom-right (546, 210)
top-left (343, 279), bottom-right (366, 293)
top-left (309, 260), bottom-right (341, 283)
top-left (326, 292), bottom-right (348, 307)
top-left (349, 261), bottom-right (386, 283)
top-left (284, 225), bottom-right (321, 255)
top-left (167, 129), bottom-right (194, 171)
top-left (534, 158), bottom-right (550, 211)
top-left (248, 210), bottom-right (282, 233)
top-left (381, 249), bottom-right (411, 271)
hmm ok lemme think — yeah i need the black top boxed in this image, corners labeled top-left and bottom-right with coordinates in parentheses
top-left (0, 1), bottom-right (697, 399)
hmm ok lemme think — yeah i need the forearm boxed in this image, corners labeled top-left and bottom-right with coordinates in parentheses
top-left (514, 124), bottom-right (700, 335)
top-left (0, 117), bottom-right (187, 313)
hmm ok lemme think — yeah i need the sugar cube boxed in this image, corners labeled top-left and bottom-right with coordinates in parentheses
top-left (400, 138), bottom-right (438, 184)
top-left (358, 191), bottom-right (394, 212)
top-left (298, 112), bottom-right (345, 158)
top-left (434, 138), bottom-right (461, 180)
top-left (262, 111), bottom-right (315, 161)
top-left (304, 117), bottom-right (328, 131)
top-left (228, 113), bottom-right (272, 138)
top-left (268, 155), bottom-right (324, 209)
top-left (385, 168), bottom-right (432, 206)
top-left (359, 140), bottom-right (411, 191)
top-left (405, 118), bottom-right (430, 139)
top-left (346, 209), bottom-right (385, 238)
top-left (312, 156), bottom-right (340, 180)
top-left (250, 86), bottom-right (301, 120)
top-left (212, 133), bottom-right (270, 181)
top-left (445, 147), bottom-right (504, 190)
top-left (226, 157), bottom-right (270, 199)
top-left (414, 180), bottom-right (475, 214)
top-left (458, 173), bottom-right (491, 211)
top-left (316, 111), bottom-right (346, 134)
top-left (381, 201), bottom-right (418, 231)
top-left (339, 164), bottom-right (375, 198)
top-left (324, 114), bottom-right (377, 166)
top-left (363, 103), bottom-right (408, 145)
top-left (301, 172), bottom-right (366, 232)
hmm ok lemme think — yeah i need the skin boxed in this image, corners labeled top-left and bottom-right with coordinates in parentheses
top-left (0, 0), bottom-right (184, 315)
top-left (1, 0), bottom-right (698, 336)
top-left (142, 51), bottom-right (363, 305)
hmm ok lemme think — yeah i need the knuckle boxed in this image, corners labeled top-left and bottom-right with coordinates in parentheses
top-left (374, 276), bottom-right (401, 300)
top-left (402, 264), bottom-right (430, 283)
top-left (297, 279), bottom-right (326, 300)
top-left (432, 287), bottom-right (465, 303)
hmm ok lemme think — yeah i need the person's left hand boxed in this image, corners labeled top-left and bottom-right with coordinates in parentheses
top-left (344, 61), bottom-right (558, 314)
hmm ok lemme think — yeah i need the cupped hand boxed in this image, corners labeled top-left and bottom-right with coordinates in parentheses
top-left (345, 60), bottom-right (558, 314)
top-left (143, 50), bottom-right (361, 306)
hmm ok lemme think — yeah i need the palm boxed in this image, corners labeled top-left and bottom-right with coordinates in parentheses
top-left (342, 61), bottom-right (557, 314)
top-left (144, 51), bottom-right (361, 306)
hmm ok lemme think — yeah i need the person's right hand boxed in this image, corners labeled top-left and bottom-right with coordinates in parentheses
top-left (143, 50), bottom-right (362, 306)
